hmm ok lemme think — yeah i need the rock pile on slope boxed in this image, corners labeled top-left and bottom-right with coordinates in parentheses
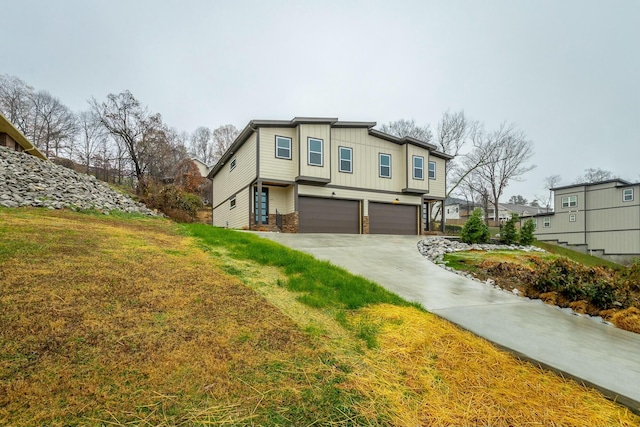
top-left (418, 236), bottom-right (545, 265)
top-left (0, 146), bottom-right (156, 215)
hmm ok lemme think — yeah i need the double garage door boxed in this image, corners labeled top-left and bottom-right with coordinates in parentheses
top-left (298, 196), bottom-right (418, 235)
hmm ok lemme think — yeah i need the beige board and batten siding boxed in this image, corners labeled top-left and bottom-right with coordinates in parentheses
top-left (299, 124), bottom-right (331, 180)
top-left (212, 133), bottom-right (257, 228)
top-left (213, 187), bottom-right (250, 229)
top-left (259, 127), bottom-right (298, 181)
top-left (429, 155), bottom-right (446, 196)
top-left (268, 186), bottom-right (295, 215)
top-left (329, 127), bottom-right (364, 189)
top-left (405, 144), bottom-right (431, 192)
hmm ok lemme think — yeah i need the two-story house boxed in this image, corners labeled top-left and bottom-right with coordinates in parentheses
top-left (208, 117), bottom-right (451, 235)
top-left (534, 179), bottom-right (640, 264)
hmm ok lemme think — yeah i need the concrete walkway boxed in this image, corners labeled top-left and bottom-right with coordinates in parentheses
top-left (257, 232), bottom-right (640, 413)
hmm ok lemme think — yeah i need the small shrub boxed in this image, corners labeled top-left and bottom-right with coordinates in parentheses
top-left (500, 214), bottom-right (519, 245)
top-left (586, 280), bottom-right (617, 309)
top-left (519, 219), bottom-right (536, 245)
top-left (460, 209), bottom-right (490, 244)
top-left (142, 182), bottom-right (203, 222)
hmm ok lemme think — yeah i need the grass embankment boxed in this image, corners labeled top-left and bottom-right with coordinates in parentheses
top-left (534, 241), bottom-right (624, 269)
top-left (1, 208), bottom-right (638, 426)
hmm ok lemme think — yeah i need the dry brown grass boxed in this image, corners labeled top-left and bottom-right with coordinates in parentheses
top-left (2, 208), bottom-right (638, 426)
top-left (610, 307), bottom-right (640, 334)
top-left (344, 304), bottom-right (639, 427)
top-left (0, 209), bottom-right (354, 426)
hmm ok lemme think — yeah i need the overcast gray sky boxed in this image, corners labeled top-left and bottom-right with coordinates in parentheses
top-left (3, 0), bottom-right (639, 201)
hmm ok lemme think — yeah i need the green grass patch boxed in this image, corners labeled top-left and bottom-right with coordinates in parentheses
top-left (184, 224), bottom-right (414, 311)
top-left (534, 241), bottom-right (623, 269)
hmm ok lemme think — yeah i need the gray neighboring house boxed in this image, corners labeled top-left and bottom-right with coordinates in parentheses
top-left (534, 179), bottom-right (640, 264)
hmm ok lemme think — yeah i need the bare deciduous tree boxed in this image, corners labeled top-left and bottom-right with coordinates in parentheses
top-left (535, 174), bottom-right (562, 212)
top-left (189, 126), bottom-right (214, 165)
top-left (575, 168), bottom-right (615, 184)
top-left (91, 90), bottom-right (167, 190)
top-left (0, 74), bottom-right (34, 133)
top-left (467, 122), bottom-right (535, 223)
top-left (379, 118), bottom-right (433, 143)
top-left (212, 124), bottom-right (239, 162)
top-left (76, 110), bottom-right (107, 173)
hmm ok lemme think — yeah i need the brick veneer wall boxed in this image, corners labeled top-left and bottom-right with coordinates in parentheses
top-left (363, 216), bottom-right (370, 234)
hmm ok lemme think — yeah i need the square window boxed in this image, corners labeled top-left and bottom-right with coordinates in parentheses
top-left (308, 138), bottom-right (323, 166)
top-left (413, 156), bottom-right (424, 180)
top-left (428, 161), bottom-right (436, 179)
top-left (230, 196), bottom-right (236, 209)
top-left (543, 217), bottom-right (551, 227)
top-left (229, 158), bottom-right (237, 171)
top-left (569, 214), bottom-right (576, 222)
top-left (561, 195), bottom-right (577, 208)
top-left (379, 153), bottom-right (391, 178)
top-left (275, 136), bottom-right (292, 159)
top-left (339, 146), bottom-right (352, 173)
top-left (623, 188), bottom-right (634, 202)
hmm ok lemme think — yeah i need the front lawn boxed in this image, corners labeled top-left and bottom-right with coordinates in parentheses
top-left (1, 208), bottom-right (638, 426)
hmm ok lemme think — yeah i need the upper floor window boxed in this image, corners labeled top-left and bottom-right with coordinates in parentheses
top-left (379, 153), bottom-right (391, 178)
top-left (543, 217), bottom-right (551, 227)
top-left (561, 195), bottom-right (577, 208)
top-left (275, 136), bottom-right (292, 159)
top-left (413, 156), bottom-right (424, 180)
top-left (308, 137), bottom-right (323, 166)
top-left (623, 188), bottom-right (634, 202)
top-left (428, 161), bottom-right (436, 179)
top-left (339, 146), bottom-right (352, 173)
top-left (230, 157), bottom-right (237, 171)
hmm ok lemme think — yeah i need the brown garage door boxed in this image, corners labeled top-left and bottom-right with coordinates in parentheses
top-left (298, 197), bottom-right (360, 233)
top-left (369, 202), bottom-right (418, 235)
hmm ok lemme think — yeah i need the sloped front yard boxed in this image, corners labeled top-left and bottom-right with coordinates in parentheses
top-left (1, 208), bottom-right (638, 426)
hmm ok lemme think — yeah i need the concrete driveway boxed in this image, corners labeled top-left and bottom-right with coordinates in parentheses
top-left (257, 232), bottom-right (640, 413)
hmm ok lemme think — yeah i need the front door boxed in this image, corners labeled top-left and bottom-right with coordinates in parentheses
top-left (254, 187), bottom-right (268, 224)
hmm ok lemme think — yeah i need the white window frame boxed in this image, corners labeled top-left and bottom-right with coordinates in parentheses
top-left (561, 195), bottom-right (577, 208)
top-left (338, 146), bottom-right (352, 173)
top-left (543, 217), bottom-right (551, 228)
top-left (230, 196), bottom-right (236, 209)
top-left (379, 153), bottom-right (391, 178)
top-left (308, 137), bottom-right (323, 166)
top-left (413, 156), bottom-right (424, 180)
top-left (428, 161), bottom-right (436, 179)
top-left (275, 136), bottom-right (292, 160)
top-left (569, 213), bottom-right (576, 222)
top-left (229, 157), bottom-right (237, 171)
top-left (623, 188), bottom-right (634, 202)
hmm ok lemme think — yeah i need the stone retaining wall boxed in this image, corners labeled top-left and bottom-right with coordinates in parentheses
top-left (0, 146), bottom-right (156, 216)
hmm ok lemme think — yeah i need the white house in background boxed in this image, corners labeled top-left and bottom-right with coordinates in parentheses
top-left (191, 158), bottom-right (212, 178)
top-left (534, 179), bottom-right (640, 264)
top-left (208, 117), bottom-right (452, 234)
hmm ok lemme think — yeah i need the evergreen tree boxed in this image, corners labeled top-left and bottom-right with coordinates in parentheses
top-left (460, 209), bottom-right (491, 244)
top-left (500, 213), bottom-right (519, 245)
top-left (519, 218), bottom-right (536, 245)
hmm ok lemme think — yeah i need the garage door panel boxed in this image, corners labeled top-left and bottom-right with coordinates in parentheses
top-left (299, 197), bottom-right (360, 233)
top-left (369, 203), bottom-right (417, 235)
